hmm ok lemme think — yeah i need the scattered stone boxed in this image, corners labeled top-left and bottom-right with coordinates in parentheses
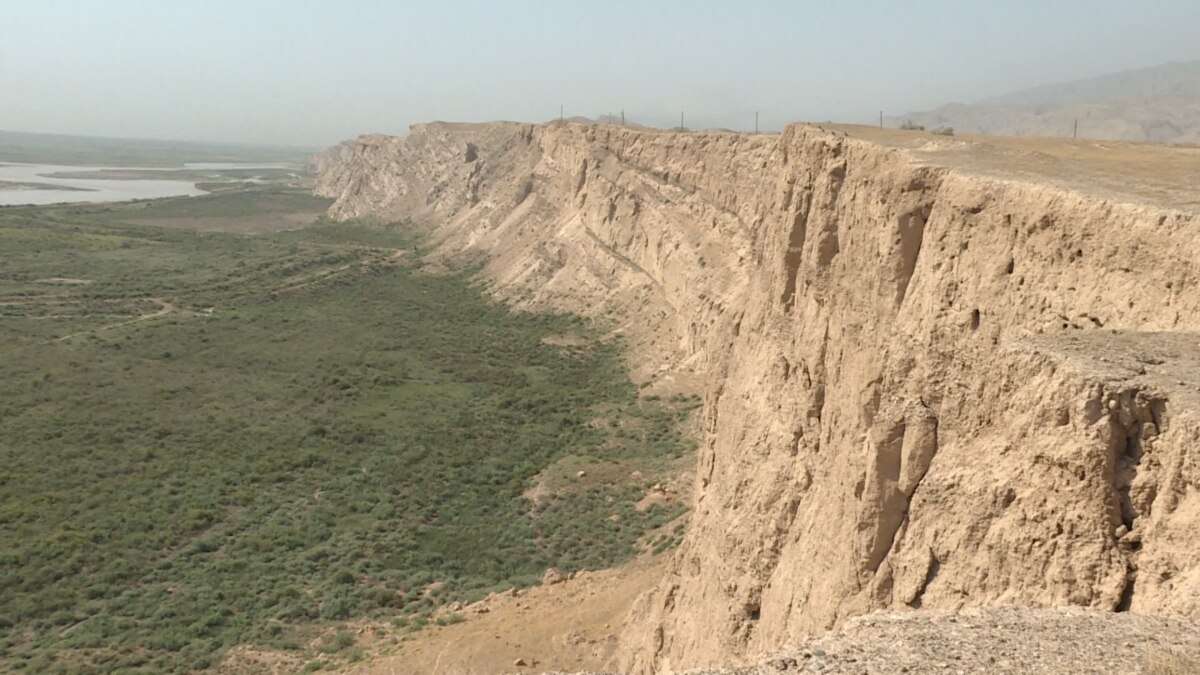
top-left (768, 657), bottom-right (797, 671)
top-left (650, 607), bottom-right (1200, 675)
top-left (543, 567), bottom-right (566, 585)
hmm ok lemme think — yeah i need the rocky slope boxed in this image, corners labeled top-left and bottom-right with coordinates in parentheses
top-left (561, 607), bottom-right (1200, 674)
top-left (314, 121), bottom-right (1200, 673)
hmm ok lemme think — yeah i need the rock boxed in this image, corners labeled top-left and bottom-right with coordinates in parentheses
top-left (512, 657), bottom-right (526, 667)
top-left (542, 567), bottom-right (566, 585)
top-left (723, 608), bottom-right (1200, 675)
top-left (316, 122), bottom-right (1200, 673)
top-left (576, 470), bottom-right (587, 478)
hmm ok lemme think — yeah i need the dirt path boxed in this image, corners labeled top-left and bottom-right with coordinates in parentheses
top-left (54, 297), bottom-right (174, 342)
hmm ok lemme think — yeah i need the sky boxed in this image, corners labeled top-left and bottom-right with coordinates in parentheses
top-left (1, 0), bottom-right (1197, 148)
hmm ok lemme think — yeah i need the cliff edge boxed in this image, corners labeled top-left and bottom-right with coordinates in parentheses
top-left (314, 122), bottom-right (1200, 673)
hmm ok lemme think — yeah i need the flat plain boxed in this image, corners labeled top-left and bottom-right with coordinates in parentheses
top-left (0, 184), bottom-right (694, 673)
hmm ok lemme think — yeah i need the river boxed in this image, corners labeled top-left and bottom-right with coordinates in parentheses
top-left (0, 162), bottom-right (295, 206)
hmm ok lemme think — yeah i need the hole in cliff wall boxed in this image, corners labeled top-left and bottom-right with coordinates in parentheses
top-left (1114, 430), bottom-right (1145, 531)
top-left (815, 231), bottom-right (841, 269)
top-left (1116, 571), bottom-right (1136, 612)
top-left (970, 309), bottom-right (981, 330)
top-left (894, 207), bottom-right (929, 306)
top-left (908, 555), bottom-right (941, 609)
top-left (1150, 399), bottom-right (1168, 434)
top-left (515, 177), bottom-right (533, 205)
top-left (744, 602), bottom-right (761, 621)
top-left (1006, 259), bottom-right (1015, 275)
top-left (575, 159), bottom-right (588, 195)
top-left (780, 193), bottom-right (811, 310)
top-left (464, 143), bottom-right (478, 163)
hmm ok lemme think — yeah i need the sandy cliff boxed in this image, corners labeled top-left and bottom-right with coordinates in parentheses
top-left (314, 122), bottom-right (1200, 672)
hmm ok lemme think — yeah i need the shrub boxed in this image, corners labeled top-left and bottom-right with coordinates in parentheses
top-left (0, 208), bottom-right (697, 671)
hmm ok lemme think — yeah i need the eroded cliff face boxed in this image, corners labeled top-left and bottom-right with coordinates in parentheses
top-left (314, 122), bottom-right (1200, 672)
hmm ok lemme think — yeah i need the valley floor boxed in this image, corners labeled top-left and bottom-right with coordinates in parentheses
top-left (0, 184), bottom-right (694, 673)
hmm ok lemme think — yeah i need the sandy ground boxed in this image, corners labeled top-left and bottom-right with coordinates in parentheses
top-left (332, 557), bottom-right (666, 675)
top-left (820, 124), bottom-right (1200, 212)
top-left (675, 606), bottom-right (1200, 674)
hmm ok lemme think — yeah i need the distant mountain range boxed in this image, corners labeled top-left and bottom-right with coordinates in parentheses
top-left (892, 59), bottom-right (1200, 143)
top-left (0, 129), bottom-right (315, 167)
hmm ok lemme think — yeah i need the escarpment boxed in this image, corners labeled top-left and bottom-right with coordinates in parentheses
top-left (315, 122), bottom-right (1200, 672)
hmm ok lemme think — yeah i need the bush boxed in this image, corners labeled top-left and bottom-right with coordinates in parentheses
top-left (0, 208), bottom-right (697, 671)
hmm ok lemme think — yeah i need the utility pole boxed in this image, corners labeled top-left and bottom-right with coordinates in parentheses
top-left (560, 104), bottom-right (563, 121)
top-left (621, 109), bottom-right (624, 126)
top-left (755, 111), bottom-right (759, 134)
top-left (1073, 119), bottom-right (1078, 139)
top-left (879, 110), bottom-right (883, 128)
top-left (680, 111), bottom-right (684, 131)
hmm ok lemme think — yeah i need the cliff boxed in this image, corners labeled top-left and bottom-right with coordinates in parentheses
top-left (314, 121), bottom-right (1200, 672)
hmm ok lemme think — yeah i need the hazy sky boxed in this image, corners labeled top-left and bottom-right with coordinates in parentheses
top-left (2, 0), bottom-right (1197, 148)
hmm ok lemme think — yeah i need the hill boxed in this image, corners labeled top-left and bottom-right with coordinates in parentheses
top-left (893, 59), bottom-right (1200, 142)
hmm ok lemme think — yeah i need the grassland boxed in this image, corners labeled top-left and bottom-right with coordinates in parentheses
top-left (0, 188), bottom-right (694, 672)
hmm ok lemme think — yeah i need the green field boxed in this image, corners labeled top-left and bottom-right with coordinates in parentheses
top-left (0, 191), bottom-right (693, 672)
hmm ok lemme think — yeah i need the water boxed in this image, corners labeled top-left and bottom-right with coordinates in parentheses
top-left (179, 162), bottom-right (294, 171)
top-left (0, 162), bottom-right (297, 206)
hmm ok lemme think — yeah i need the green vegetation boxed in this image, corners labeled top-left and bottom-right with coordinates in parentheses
top-left (0, 193), bottom-right (694, 672)
top-left (108, 185), bottom-right (332, 220)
